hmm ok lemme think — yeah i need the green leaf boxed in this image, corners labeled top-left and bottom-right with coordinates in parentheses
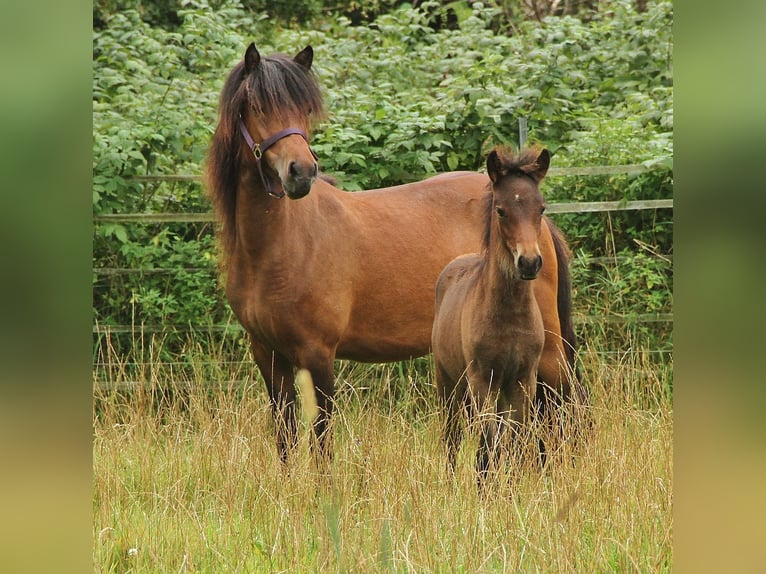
top-left (446, 152), bottom-right (459, 171)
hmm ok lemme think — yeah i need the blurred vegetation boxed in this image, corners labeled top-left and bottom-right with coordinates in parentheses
top-left (92, 0), bottom-right (672, 360)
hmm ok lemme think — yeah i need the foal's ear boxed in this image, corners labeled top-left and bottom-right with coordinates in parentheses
top-left (486, 149), bottom-right (505, 183)
top-left (294, 45), bottom-right (313, 70)
top-left (244, 42), bottom-right (261, 74)
top-left (535, 148), bottom-right (551, 179)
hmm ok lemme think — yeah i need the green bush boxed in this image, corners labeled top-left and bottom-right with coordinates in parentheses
top-left (93, 1), bottom-right (251, 336)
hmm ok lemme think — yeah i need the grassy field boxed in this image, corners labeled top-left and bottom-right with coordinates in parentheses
top-left (93, 336), bottom-right (672, 573)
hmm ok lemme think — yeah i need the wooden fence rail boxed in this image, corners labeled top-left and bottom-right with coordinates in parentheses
top-left (93, 198), bottom-right (672, 224)
top-left (96, 163), bottom-right (672, 223)
top-left (92, 252), bottom-right (673, 277)
top-left (123, 163), bottom-right (665, 184)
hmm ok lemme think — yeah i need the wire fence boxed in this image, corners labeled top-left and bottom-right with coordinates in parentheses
top-left (93, 164), bottom-right (673, 387)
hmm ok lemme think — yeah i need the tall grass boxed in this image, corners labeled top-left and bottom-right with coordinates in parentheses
top-left (93, 334), bottom-right (671, 573)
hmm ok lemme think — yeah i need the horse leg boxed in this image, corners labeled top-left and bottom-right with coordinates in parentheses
top-left (505, 370), bottom-right (535, 469)
top-left (251, 344), bottom-right (298, 465)
top-left (537, 349), bottom-right (589, 464)
top-left (436, 365), bottom-right (463, 475)
top-left (296, 348), bottom-right (337, 464)
top-left (476, 410), bottom-right (504, 491)
top-left (533, 378), bottom-right (559, 468)
top-left (469, 371), bottom-right (502, 487)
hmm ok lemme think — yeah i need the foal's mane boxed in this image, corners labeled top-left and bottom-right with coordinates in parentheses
top-left (205, 51), bottom-right (326, 255)
top-left (481, 145), bottom-right (546, 251)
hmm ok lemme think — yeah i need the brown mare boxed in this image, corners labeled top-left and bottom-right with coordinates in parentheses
top-left (206, 43), bottom-right (577, 463)
top-left (432, 146), bottom-right (551, 482)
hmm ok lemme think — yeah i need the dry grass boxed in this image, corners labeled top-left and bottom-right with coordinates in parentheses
top-left (93, 339), bottom-right (672, 573)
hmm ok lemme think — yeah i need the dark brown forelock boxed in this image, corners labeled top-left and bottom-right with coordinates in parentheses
top-left (246, 54), bottom-right (326, 123)
top-left (493, 145), bottom-right (544, 177)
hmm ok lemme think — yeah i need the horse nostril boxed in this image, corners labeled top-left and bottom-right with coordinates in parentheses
top-left (518, 254), bottom-right (542, 279)
top-left (288, 161), bottom-right (318, 180)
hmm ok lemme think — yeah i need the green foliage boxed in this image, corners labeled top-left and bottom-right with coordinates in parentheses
top-left (309, 1), bottom-right (672, 189)
top-left (93, 224), bottom-right (221, 321)
top-left (240, 0), bottom-right (323, 24)
top-left (93, 0), bottom-right (673, 351)
top-left (92, 2), bottom-right (247, 195)
top-left (93, 0), bottom-right (250, 334)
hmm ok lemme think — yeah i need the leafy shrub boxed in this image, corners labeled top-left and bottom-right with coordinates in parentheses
top-left (92, 1), bottom-right (252, 336)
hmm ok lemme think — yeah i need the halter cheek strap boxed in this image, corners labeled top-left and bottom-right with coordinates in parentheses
top-left (238, 116), bottom-right (318, 199)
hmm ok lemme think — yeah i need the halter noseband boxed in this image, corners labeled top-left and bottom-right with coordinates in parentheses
top-left (238, 115), bottom-right (318, 199)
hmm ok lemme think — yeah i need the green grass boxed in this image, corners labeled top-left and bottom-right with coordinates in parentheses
top-left (93, 337), bottom-right (672, 573)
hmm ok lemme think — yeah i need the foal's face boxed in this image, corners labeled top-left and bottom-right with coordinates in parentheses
top-left (493, 176), bottom-right (545, 279)
top-left (486, 148), bottom-right (550, 280)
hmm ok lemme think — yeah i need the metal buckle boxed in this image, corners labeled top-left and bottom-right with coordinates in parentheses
top-left (252, 143), bottom-right (262, 160)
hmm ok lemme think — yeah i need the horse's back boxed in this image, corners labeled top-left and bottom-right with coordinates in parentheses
top-left (344, 171), bottom-right (488, 208)
top-left (323, 174), bottom-right (488, 258)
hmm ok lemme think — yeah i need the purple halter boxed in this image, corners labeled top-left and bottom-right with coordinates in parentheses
top-left (238, 115), bottom-right (318, 199)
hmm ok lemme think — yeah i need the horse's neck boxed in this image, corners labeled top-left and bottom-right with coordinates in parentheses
top-left (485, 242), bottom-right (535, 307)
top-left (234, 170), bottom-right (289, 253)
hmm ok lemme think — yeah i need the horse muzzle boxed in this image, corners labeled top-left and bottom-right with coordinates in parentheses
top-left (283, 160), bottom-right (318, 199)
top-left (284, 175), bottom-right (316, 199)
top-left (517, 254), bottom-right (543, 280)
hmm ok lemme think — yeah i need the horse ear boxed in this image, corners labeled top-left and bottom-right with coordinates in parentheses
top-left (244, 42), bottom-right (261, 74)
top-left (294, 45), bottom-right (313, 70)
top-left (534, 148), bottom-right (551, 180)
top-left (486, 149), bottom-right (502, 183)
top-left (521, 148), bottom-right (550, 181)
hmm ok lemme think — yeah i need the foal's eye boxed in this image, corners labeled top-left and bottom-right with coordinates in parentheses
top-left (495, 207), bottom-right (506, 218)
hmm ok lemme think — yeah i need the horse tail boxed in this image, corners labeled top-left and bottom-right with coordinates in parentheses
top-left (548, 219), bottom-right (578, 377)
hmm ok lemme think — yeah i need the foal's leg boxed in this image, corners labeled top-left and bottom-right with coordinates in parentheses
top-left (251, 344), bottom-right (298, 465)
top-left (436, 365), bottom-right (464, 474)
top-left (469, 370), bottom-right (502, 485)
top-left (505, 371), bottom-right (535, 467)
top-left (476, 407), bottom-right (503, 486)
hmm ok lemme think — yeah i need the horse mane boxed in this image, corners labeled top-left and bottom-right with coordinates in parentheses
top-left (481, 145), bottom-right (546, 251)
top-left (205, 51), bottom-right (326, 256)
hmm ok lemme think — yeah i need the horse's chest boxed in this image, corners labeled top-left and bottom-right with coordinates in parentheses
top-left (227, 261), bottom-right (305, 332)
top-left (473, 337), bottom-right (536, 370)
top-left (467, 313), bottom-right (544, 375)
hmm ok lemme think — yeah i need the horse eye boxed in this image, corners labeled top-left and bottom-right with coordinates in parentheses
top-left (495, 207), bottom-right (506, 218)
top-left (540, 205), bottom-right (546, 215)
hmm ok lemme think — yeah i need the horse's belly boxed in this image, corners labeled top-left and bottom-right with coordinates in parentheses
top-left (336, 319), bottom-right (432, 362)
